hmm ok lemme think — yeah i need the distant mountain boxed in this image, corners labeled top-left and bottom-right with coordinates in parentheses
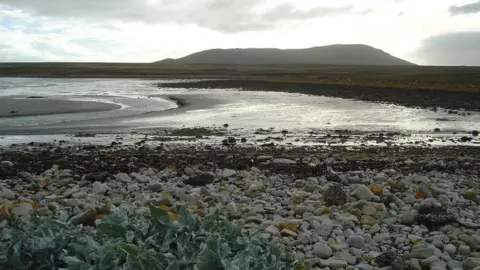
top-left (155, 44), bottom-right (415, 66)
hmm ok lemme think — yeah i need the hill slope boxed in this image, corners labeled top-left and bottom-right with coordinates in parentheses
top-left (155, 44), bottom-right (415, 66)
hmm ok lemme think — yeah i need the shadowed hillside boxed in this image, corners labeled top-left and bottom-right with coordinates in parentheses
top-left (155, 44), bottom-right (415, 66)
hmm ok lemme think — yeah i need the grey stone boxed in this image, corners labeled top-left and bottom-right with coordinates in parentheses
top-left (245, 216), bottom-right (263, 224)
top-left (295, 179), bottom-right (306, 187)
top-left (404, 194), bottom-right (416, 205)
top-left (347, 235), bottom-right (366, 249)
top-left (72, 191), bottom-right (87, 199)
top-left (225, 202), bottom-right (237, 213)
top-left (293, 252), bottom-right (306, 261)
top-left (294, 205), bottom-right (308, 216)
top-left (222, 169), bottom-right (237, 178)
top-left (357, 263), bottom-right (374, 270)
top-left (0, 160), bottom-right (14, 167)
top-left (362, 205), bottom-right (377, 216)
top-left (315, 220), bottom-right (333, 237)
top-left (184, 167), bottom-right (195, 176)
top-left (430, 267), bottom-right (447, 270)
top-left (459, 244), bottom-right (471, 254)
top-left (334, 251), bottom-right (356, 265)
top-left (250, 167), bottom-right (260, 173)
top-left (373, 173), bottom-right (387, 182)
top-left (444, 244), bottom-right (456, 255)
top-left (314, 243), bottom-right (333, 259)
top-left (352, 185), bottom-right (375, 201)
top-left (373, 233), bottom-right (390, 243)
top-left (410, 245), bottom-right (437, 259)
top-left (400, 211), bottom-right (418, 225)
top-left (318, 258), bottom-right (348, 268)
top-left (272, 158), bottom-right (296, 164)
top-left (148, 182), bottom-right (164, 192)
top-left (127, 184), bottom-right (140, 192)
top-left (280, 229), bottom-right (297, 237)
top-left (421, 256), bottom-right (439, 268)
top-left (447, 260), bottom-right (463, 270)
top-left (464, 258), bottom-right (480, 270)
top-left (116, 172), bottom-right (131, 183)
top-left (0, 187), bottom-right (15, 200)
top-left (370, 224), bottom-right (381, 234)
top-left (92, 181), bottom-right (108, 194)
top-left (130, 172), bottom-right (150, 183)
top-left (264, 226), bottom-right (279, 235)
top-left (257, 155), bottom-right (273, 161)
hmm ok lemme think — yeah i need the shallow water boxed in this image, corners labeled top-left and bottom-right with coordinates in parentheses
top-left (0, 77), bottom-right (478, 134)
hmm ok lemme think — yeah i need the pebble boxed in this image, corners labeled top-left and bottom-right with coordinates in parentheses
top-left (0, 161), bottom-right (14, 167)
top-left (400, 211), bottom-right (418, 225)
top-left (444, 244), bottom-right (456, 255)
top-left (127, 184), bottom-right (140, 192)
top-left (222, 169), bottom-right (237, 178)
top-left (264, 226), bottom-right (279, 235)
top-left (318, 258), bottom-right (348, 268)
top-left (464, 258), bottom-right (480, 269)
top-left (314, 242), bottom-right (333, 259)
top-left (0, 147), bottom-right (479, 269)
top-left (315, 220), bottom-right (334, 237)
top-left (334, 251), bottom-right (356, 265)
top-left (184, 167), bottom-right (195, 176)
top-left (280, 229), bottom-right (297, 237)
top-left (410, 245), bottom-right (437, 259)
top-left (92, 181), bottom-right (108, 194)
top-left (0, 187), bottom-right (15, 200)
top-left (352, 185), bottom-right (375, 201)
top-left (71, 191), bottom-right (87, 199)
top-left (272, 158), bottom-right (296, 164)
top-left (348, 235), bottom-right (366, 249)
top-left (115, 173), bottom-right (131, 183)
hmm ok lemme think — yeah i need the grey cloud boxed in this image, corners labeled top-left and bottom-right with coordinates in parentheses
top-left (449, 1), bottom-right (480, 15)
top-left (262, 3), bottom-right (353, 21)
top-left (413, 32), bottom-right (480, 66)
top-left (0, 0), bottom-right (354, 33)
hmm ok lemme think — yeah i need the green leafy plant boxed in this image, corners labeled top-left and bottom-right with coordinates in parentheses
top-left (0, 205), bottom-right (296, 270)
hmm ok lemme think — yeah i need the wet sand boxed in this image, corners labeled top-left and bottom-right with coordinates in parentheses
top-left (0, 94), bottom-right (223, 135)
top-left (0, 98), bottom-right (122, 118)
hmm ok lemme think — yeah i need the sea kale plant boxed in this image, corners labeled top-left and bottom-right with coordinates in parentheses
top-left (0, 205), bottom-right (295, 270)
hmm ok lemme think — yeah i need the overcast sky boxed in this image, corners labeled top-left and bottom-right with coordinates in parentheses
top-left (0, 0), bottom-right (479, 65)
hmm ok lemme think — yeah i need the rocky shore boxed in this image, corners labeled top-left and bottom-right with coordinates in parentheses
top-left (1, 143), bottom-right (480, 269)
top-left (156, 79), bottom-right (480, 112)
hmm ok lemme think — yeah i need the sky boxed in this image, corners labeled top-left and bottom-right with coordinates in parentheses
top-left (0, 0), bottom-right (479, 65)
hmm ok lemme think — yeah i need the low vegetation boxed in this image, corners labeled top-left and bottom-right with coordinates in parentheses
top-left (1, 63), bottom-right (479, 93)
top-left (0, 205), bottom-right (295, 270)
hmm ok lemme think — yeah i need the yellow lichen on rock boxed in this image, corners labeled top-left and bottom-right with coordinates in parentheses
top-left (368, 185), bottom-right (383, 195)
top-left (461, 191), bottom-right (477, 201)
top-left (279, 222), bottom-right (297, 232)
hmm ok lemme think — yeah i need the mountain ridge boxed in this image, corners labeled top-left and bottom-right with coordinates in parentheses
top-left (155, 44), bottom-right (415, 66)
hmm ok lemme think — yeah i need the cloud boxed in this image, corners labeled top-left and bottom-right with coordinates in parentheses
top-left (449, 1), bottom-right (480, 15)
top-left (0, 0), bottom-right (355, 33)
top-left (412, 32), bottom-right (480, 66)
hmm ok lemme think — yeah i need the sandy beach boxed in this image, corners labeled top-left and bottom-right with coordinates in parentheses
top-left (0, 98), bottom-right (122, 118)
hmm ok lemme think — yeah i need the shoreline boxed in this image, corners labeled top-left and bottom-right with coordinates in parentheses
top-left (157, 79), bottom-right (480, 112)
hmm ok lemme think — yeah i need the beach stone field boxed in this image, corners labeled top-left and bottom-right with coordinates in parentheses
top-left (1, 142), bottom-right (480, 270)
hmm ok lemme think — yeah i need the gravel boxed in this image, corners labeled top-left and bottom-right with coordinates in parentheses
top-left (1, 142), bottom-right (480, 269)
